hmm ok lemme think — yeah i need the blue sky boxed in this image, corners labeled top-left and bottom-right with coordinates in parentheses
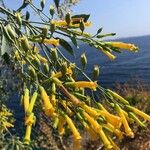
top-left (4, 0), bottom-right (150, 38)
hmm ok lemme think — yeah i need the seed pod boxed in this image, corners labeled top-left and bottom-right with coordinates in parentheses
top-left (93, 65), bottom-right (100, 79)
top-left (20, 36), bottom-right (31, 52)
top-left (40, 0), bottom-right (45, 10)
top-left (65, 12), bottom-right (71, 25)
top-left (51, 48), bottom-right (58, 61)
top-left (26, 11), bottom-right (30, 21)
top-left (79, 19), bottom-right (85, 33)
top-left (49, 5), bottom-right (55, 16)
top-left (15, 12), bottom-right (22, 27)
top-left (50, 21), bottom-right (56, 35)
top-left (28, 65), bottom-right (36, 80)
top-left (80, 53), bottom-right (87, 69)
top-left (6, 24), bottom-right (16, 40)
top-left (43, 63), bottom-right (49, 74)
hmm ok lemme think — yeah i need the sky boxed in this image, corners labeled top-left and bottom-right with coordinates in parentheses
top-left (3, 0), bottom-right (150, 38)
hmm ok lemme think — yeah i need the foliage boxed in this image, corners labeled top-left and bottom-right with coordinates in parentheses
top-left (0, 0), bottom-right (149, 149)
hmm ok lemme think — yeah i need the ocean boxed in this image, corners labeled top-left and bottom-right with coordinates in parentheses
top-left (68, 35), bottom-right (150, 87)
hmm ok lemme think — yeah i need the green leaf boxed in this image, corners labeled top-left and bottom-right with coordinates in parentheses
top-left (40, 0), bottom-right (45, 10)
top-left (97, 27), bottom-right (103, 35)
top-left (58, 38), bottom-right (74, 56)
top-left (97, 33), bottom-right (116, 38)
top-left (72, 14), bottom-right (90, 22)
top-left (54, 0), bottom-right (60, 8)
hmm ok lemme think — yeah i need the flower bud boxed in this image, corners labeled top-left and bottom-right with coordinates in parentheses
top-left (20, 36), bottom-right (31, 52)
top-left (93, 65), bottom-right (100, 79)
top-left (49, 5), bottom-right (55, 16)
top-left (43, 63), bottom-right (49, 74)
top-left (28, 65), bottom-right (36, 80)
top-left (65, 12), bottom-right (71, 25)
top-left (6, 24), bottom-right (16, 40)
top-left (15, 12), bottom-right (22, 27)
top-left (50, 21), bottom-right (56, 35)
top-left (51, 48), bottom-right (58, 61)
top-left (80, 53), bottom-right (87, 69)
top-left (61, 62), bottom-right (67, 76)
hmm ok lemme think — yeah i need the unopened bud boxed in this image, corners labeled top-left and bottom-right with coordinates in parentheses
top-left (15, 12), bottom-right (22, 27)
top-left (61, 62), bottom-right (67, 76)
top-left (65, 12), bottom-right (71, 25)
top-left (50, 5), bottom-right (55, 16)
top-left (93, 65), bottom-right (100, 79)
top-left (20, 36), bottom-right (31, 52)
top-left (80, 53), bottom-right (87, 69)
top-left (51, 48), bottom-right (58, 61)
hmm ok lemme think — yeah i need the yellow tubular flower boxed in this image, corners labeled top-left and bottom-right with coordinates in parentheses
top-left (108, 42), bottom-right (138, 52)
top-left (60, 101), bottom-right (73, 116)
top-left (107, 89), bottom-right (129, 105)
top-left (116, 105), bottom-right (134, 138)
top-left (27, 92), bottom-right (38, 114)
top-left (95, 109), bottom-right (121, 128)
top-left (58, 116), bottom-right (66, 135)
top-left (107, 135), bottom-right (120, 150)
top-left (24, 125), bottom-right (32, 145)
top-left (83, 111), bottom-right (101, 131)
top-left (52, 20), bottom-right (92, 28)
top-left (99, 129), bottom-right (113, 149)
top-left (74, 81), bottom-right (97, 91)
top-left (83, 122), bottom-right (98, 140)
top-left (24, 88), bottom-right (30, 113)
top-left (43, 38), bottom-right (59, 46)
top-left (65, 115), bottom-right (81, 140)
top-left (25, 113), bottom-right (35, 126)
top-left (79, 103), bottom-right (99, 118)
top-left (101, 49), bottom-right (116, 60)
top-left (52, 66), bottom-right (74, 78)
top-left (97, 103), bottom-right (122, 128)
top-left (104, 123), bottom-right (123, 139)
top-left (4, 122), bottom-right (14, 128)
top-left (126, 105), bottom-right (150, 121)
top-left (39, 86), bottom-right (55, 116)
top-left (37, 54), bottom-right (48, 64)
